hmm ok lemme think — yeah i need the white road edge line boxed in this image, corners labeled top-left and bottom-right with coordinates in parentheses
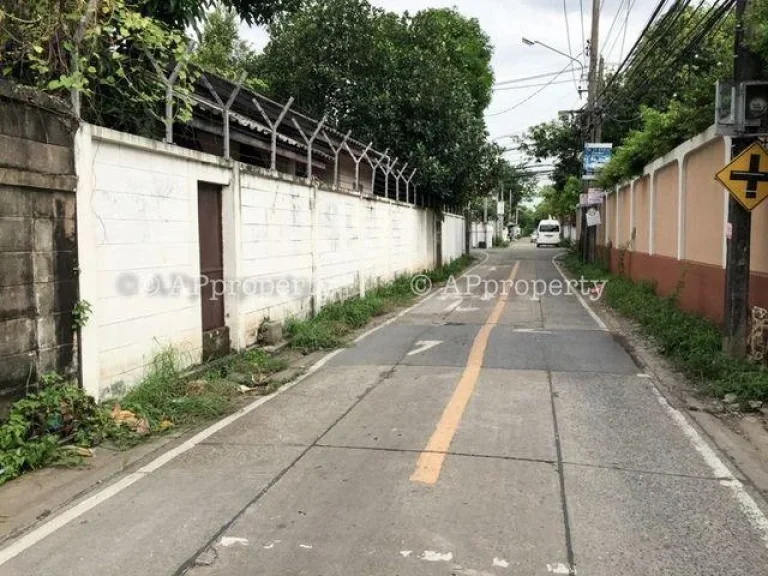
top-left (649, 385), bottom-right (768, 548)
top-left (551, 253), bottom-right (768, 549)
top-left (0, 250), bottom-right (491, 566)
top-left (551, 254), bottom-right (608, 331)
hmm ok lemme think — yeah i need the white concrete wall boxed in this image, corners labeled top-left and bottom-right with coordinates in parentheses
top-left (470, 222), bottom-right (495, 248)
top-left (76, 125), bottom-right (463, 399)
top-left (238, 170), bottom-right (314, 344)
top-left (76, 125), bottom-right (233, 399)
top-left (443, 213), bottom-right (466, 262)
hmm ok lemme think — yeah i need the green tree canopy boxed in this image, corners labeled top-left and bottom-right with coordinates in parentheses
top-left (467, 146), bottom-right (536, 223)
top-left (531, 176), bottom-right (580, 226)
top-left (141, 0), bottom-right (303, 30)
top-left (196, 5), bottom-right (266, 91)
top-left (1, 0), bottom-right (197, 136)
top-left (408, 8), bottom-right (493, 115)
top-left (257, 0), bottom-right (495, 205)
top-left (520, 116), bottom-right (582, 192)
top-left (747, 0), bottom-right (768, 63)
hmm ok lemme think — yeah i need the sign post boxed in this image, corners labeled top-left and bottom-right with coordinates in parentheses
top-left (582, 145), bottom-right (612, 262)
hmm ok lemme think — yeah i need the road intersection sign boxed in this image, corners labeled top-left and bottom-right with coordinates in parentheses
top-left (716, 141), bottom-right (768, 211)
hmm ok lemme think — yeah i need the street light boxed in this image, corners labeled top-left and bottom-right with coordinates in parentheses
top-left (522, 37), bottom-right (586, 98)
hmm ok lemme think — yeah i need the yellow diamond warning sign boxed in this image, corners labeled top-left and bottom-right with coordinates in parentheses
top-left (716, 142), bottom-right (768, 211)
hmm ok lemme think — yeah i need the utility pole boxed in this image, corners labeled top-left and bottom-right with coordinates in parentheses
top-left (587, 0), bottom-right (600, 129)
top-left (724, 0), bottom-right (762, 357)
top-left (587, 56), bottom-right (606, 263)
top-left (581, 0), bottom-right (601, 261)
top-left (593, 56), bottom-right (604, 142)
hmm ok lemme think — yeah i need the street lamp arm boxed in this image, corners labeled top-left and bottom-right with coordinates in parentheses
top-left (522, 38), bottom-right (584, 76)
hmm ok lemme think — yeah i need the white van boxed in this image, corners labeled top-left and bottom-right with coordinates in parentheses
top-left (536, 219), bottom-right (561, 247)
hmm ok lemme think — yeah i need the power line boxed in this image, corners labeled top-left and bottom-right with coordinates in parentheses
top-left (493, 78), bottom-right (575, 92)
top-left (494, 67), bottom-right (582, 86)
top-left (593, 0), bottom-right (733, 129)
top-left (579, 0), bottom-right (587, 63)
top-left (617, 0), bottom-right (732, 103)
top-left (592, 3), bottom-right (706, 126)
top-left (486, 61), bottom-right (575, 118)
top-left (581, 0), bottom-right (674, 119)
top-left (604, 0), bottom-right (639, 61)
top-left (577, 0), bottom-right (676, 135)
top-left (563, 0), bottom-right (579, 90)
top-left (619, 0), bottom-right (636, 60)
top-left (609, 0), bottom-right (726, 103)
top-left (614, 0), bottom-right (694, 76)
top-left (602, 0), bottom-right (629, 58)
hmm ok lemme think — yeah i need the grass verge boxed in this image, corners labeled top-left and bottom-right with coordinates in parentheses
top-left (0, 254), bottom-right (474, 484)
top-left (562, 251), bottom-right (768, 403)
top-left (286, 254), bottom-right (475, 351)
top-left (0, 347), bottom-right (289, 485)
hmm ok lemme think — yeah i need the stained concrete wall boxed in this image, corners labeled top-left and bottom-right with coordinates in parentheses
top-left (442, 214), bottom-right (466, 264)
top-left (633, 176), bottom-right (650, 254)
top-left (653, 162), bottom-right (679, 259)
top-left (599, 126), bottom-right (768, 323)
top-left (0, 82), bottom-right (78, 414)
top-left (77, 126), bottom-right (464, 399)
top-left (684, 138), bottom-right (726, 267)
top-left (618, 184), bottom-right (631, 247)
top-left (605, 193), bottom-right (616, 247)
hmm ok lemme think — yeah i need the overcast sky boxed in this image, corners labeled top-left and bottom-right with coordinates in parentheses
top-left (240, 0), bottom-right (659, 168)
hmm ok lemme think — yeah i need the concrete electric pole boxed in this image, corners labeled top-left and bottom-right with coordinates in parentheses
top-left (587, 0), bottom-right (601, 141)
top-left (582, 0), bottom-right (601, 262)
top-left (723, 0), bottom-right (762, 357)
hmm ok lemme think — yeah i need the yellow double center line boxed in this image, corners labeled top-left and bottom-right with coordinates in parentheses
top-left (410, 261), bottom-right (520, 485)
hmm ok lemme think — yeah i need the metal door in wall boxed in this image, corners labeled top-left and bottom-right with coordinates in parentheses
top-left (197, 182), bottom-right (229, 359)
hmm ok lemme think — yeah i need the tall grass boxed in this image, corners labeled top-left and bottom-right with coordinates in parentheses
top-left (118, 350), bottom-right (236, 426)
top-left (120, 346), bottom-right (290, 428)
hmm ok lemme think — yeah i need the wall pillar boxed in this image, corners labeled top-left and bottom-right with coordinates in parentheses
top-left (310, 184), bottom-right (320, 315)
top-left (74, 124), bottom-right (100, 399)
top-left (629, 180), bottom-right (635, 248)
top-left (615, 185), bottom-right (620, 248)
top-left (649, 170), bottom-right (656, 255)
top-left (358, 197), bottom-right (366, 298)
top-left (677, 157), bottom-right (685, 261)
top-left (223, 162), bottom-right (244, 349)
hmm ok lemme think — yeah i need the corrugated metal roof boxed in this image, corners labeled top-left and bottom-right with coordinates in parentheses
top-left (190, 73), bottom-right (387, 164)
top-left (190, 93), bottom-right (334, 161)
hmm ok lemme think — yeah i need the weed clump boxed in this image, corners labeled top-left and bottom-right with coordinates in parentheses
top-left (0, 375), bottom-right (110, 484)
top-left (0, 344), bottom-right (290, 484)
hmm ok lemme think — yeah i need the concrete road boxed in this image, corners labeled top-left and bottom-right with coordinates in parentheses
top-left (3, 244), bottom-right (768, 575)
